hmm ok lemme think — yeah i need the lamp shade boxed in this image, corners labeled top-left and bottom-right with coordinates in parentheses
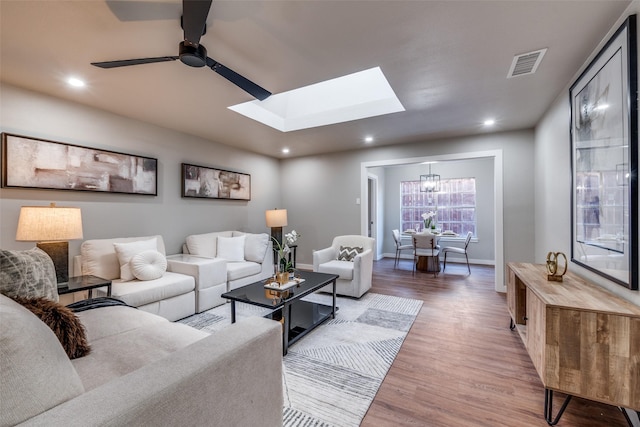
top-left (16, 203), bottom-right (83, 242)
top-left (265, 209), bottom-right (288, 228)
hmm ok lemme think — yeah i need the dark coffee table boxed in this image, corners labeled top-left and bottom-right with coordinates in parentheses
top-left (222, 270), bottom-right (338, 355)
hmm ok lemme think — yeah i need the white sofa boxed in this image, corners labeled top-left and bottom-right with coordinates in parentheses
top-left (75, 235), bottom-right (226, 321)
top-left (0, 294), bottom-right (283, 426)
top-left (313, 235), bottom-right (375, 298)
top-left (182, 231), bottom-right (274, 291)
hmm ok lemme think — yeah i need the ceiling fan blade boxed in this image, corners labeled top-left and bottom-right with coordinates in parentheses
top-left (91, 56), bottom-right (179, 69)
top-left (182, 0), bottom-right (212, 45)
top-left (206, 57), bottom-right (271, 101)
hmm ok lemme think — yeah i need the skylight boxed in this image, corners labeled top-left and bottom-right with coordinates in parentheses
top-left (228, 67), bottom-right (404, 132)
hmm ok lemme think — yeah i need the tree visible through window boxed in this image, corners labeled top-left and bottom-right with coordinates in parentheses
top-left (400, 178), bottom-right (477, 236)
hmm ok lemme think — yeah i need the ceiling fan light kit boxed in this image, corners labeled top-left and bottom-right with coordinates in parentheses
top-left (91, 0), bottom-right (271, 101)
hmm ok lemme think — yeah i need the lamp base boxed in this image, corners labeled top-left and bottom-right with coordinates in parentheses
top-left (37, 241), bottom-right (69, 283)
top-left (271, 227), bottom-right (283, 246)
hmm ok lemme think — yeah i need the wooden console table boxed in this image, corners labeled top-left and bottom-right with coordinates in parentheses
top-left (506, 262), bottom-right (640, 425)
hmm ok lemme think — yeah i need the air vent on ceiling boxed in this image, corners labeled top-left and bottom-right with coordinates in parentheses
top-left (507, 48), bottom-right (547, 78)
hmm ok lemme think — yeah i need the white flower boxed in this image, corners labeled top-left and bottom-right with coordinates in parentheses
top-left (285, 230), bottom-right (301, 246)
top-left (421, 211), bottom-right (436, 220)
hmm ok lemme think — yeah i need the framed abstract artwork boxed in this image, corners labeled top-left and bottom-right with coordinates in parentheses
top-left (570, 15), bottom-right (637, 290)
top-left (1, 133), bottom-right (157, 195)
top-left (181, 163), bottom-right (251, 200)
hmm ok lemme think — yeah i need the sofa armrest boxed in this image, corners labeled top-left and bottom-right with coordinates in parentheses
top-left (166, 255), bottom-right (227, 292)
top-left (313, 247), bottom-right (336, 270)
top-left (20, 317), bottom-right (283, 427)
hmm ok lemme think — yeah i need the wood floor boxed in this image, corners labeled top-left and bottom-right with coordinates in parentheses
top-left (360, 258), bottom-right (630, 427)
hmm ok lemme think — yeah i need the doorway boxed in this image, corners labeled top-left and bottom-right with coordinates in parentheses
top-left (360, 150), bottom-right (505, 292)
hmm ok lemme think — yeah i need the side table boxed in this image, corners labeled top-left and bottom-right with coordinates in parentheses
top-left (58, 275), bottom-right (112, 300)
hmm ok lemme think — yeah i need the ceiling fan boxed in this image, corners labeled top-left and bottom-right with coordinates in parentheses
top-left (91, 0), bottom-right (271, 101)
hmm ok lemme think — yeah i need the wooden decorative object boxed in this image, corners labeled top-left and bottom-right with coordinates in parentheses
top-left (545, 251), bottom-right (567, 281)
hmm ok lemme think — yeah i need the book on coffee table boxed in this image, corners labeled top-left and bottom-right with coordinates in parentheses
top-left (264, 278), bottom-right (305, 291)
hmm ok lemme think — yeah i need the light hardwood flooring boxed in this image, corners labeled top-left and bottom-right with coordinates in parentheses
top-left (360, 258), bottom-right (630, 427)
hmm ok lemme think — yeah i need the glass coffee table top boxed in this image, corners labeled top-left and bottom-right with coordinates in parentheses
top-left (222, 270), bottom-right (338, 309)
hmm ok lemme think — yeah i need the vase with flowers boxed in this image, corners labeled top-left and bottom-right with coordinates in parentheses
top-left (421, 210), bottom-right (437, 231)
top-left (272, 230), bottom-right (301, 284)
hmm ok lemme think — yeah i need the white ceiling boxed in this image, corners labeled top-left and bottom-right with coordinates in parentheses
top-left (0, 0), bottom-right (631, 158)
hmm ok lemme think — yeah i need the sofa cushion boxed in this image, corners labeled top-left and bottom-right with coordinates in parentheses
top-left (241, 233), bottom-right (270, 263)
top-left (0, 294), bottom-right (85, 426)
top-left (226, 261), bottom-right (262, 281)
top-left (76, 305), bottom-right (167, 342)
top-left (131, 250), bottom-right (167, 281)
top-left (217, 236), bottom-right (246, 262)
top-left (114, 238), bottom-right (158, 281)
top-left (0, 247), bottom-right (58, 302)
top-left (72, 307), bottom-right (207, 391)
top-left (186, 231), bottom-right (233, 258)
top-left (13, 296), bottom-right (91, 359)
top-left (81, 235), bottom-right (166, 280)
top-left (107, 272), bottom-right (195, 308)
top-left (317, 260), bottom-right (355, 280)
top-left (337, 246), bottom-right (363, 262)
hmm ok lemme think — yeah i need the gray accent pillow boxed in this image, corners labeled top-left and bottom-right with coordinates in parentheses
top-left (0, 248), bottom-right (59, 302)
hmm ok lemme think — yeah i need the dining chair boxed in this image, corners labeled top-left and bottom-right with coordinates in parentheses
top-left (392, 229), bottom-right (414, 268)
top-left (412, 233), bottom-right (439, 277)
top-left (441, 231), bottom-right (472, 273)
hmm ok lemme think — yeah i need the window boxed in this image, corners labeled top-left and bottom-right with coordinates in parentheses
top-left (400, 178), bottom-right (476, 235)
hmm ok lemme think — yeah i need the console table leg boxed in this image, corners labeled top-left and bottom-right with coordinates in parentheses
top-left (618, 407), bottom-right (640, 427)
top-left (544, 389), bottom-right (572, 426)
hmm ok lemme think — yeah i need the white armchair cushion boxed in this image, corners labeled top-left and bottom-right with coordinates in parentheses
top-left (317, 260), bottom-right (355, 280)
top-left (217, 236), bottom-right (246, 262)
top-left (226, 262), bottom-right (262, 281)
top-left (131, 250), bottom-right (167, 281)
top-left (113, 238), bottom-right (158, 281)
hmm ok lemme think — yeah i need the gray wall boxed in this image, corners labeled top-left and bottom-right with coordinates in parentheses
top-left (0, 84), bottom-right (281, 260)
top-left (534, 1), bottom-right (640, 306)
top-left (281, 129), bottom-right (535, 278)
top-left (379, 158), bottom-right (495, 261)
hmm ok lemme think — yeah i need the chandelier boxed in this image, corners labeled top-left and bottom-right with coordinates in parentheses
top-left (420, 163), bottom-right (440, 193)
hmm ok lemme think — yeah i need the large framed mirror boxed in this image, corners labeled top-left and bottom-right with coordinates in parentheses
top-left (570, 15), bottom-right (638, 290)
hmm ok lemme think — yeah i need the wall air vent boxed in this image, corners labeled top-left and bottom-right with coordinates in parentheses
top-left (507, 48), bottom-right (547, 78)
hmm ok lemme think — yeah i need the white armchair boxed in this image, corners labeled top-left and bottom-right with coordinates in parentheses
top-left (313, 235), bottom-right (375, 298)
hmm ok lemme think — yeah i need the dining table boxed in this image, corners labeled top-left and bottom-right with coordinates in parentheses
top-left (402, 230), bottom-right (459, 273)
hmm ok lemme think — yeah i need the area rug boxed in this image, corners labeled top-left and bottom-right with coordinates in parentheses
top-left (178, 292), bottom-right (423, 427)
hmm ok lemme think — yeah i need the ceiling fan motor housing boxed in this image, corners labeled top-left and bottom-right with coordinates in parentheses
top-left (179, 41), bottom-right (207, 67)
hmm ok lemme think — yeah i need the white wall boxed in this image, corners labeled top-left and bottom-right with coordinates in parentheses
top-left (380, 158), bottom-right (495, 262)
top-left (534, 2), bottom-right (640, 307)
top-left (281, 129), bottom-right (534, 279)
top-left (0, 84), bottom-right (281, 261)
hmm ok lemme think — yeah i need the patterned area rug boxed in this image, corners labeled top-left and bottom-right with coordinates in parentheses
top-left (179, 292), bottom-right (423, 427)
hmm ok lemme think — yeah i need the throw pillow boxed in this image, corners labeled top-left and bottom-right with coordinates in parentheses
top-left (0, 294), bottom-right (85, 426)
top-left (113, 237), bottom-right (158, 281)
top-left (0, 247), bottom-right (59, 302)
top-left (217, 236), bottom-right (246, 262)
top-left (130, 250), bottom-right (167, 281)
top-left (338, 246), bottom-right (364, 262)
top-left (243, 233), bottom-right (269, 263)
top-left (12, 296), bottom-right (91, 359)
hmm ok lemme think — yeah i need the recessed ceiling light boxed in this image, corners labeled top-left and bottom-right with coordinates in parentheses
top-left (364, 136), bottom-right (374, 143)
top-left (67, 77), bottom-right (85, 88)
top-left (483, 119), bottom-right (496, 126)
top-left (282, 148), bottom-right (290, 154)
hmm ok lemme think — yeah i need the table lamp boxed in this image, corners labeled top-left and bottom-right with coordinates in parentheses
top-left (265, 208), bottom-right (287, 245)
top-left (16, 203), bottom-right (83, 283)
